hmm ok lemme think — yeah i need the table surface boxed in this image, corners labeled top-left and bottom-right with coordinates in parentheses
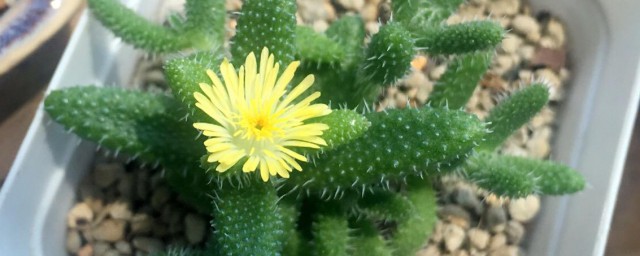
top-left (0, 16), bottom-right (638, 256)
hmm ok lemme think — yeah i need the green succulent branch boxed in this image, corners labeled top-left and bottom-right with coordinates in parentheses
top-left (212, 179), bottom-right (283, 255)
top-left (350, 219), bottom-right (392, 256)
top-left (183, 0), bottom-right (226, 45)
top-left (390, 179), bottom-right (438, 256)
top-left (392, 0), bottom-right (464, 31)
top-left (286, 107), bottom-right (486, 197)
top-left (479, 83), bottom-right (550, 151)
top-left (231, 0), bottom-right (297, 65)
top-left (463, 153), bottom-right (586, 197)
top-left (428, 51), bottom-right (493, 109)
top-left (416, 21), bottom-right (505, 55)
top-left (311, 208), bottom-right (350, 256)
top-left (87, 0), bottom-right (197, 52)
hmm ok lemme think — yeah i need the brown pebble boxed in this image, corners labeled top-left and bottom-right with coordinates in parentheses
top-left (67, 203), bottom-right (94, 229)
top-left (131, 213), bottom-right (154, 235)
top-left (531, 47), bottom-right (566, 72)
top-left (185, 214), bottom-right (207, 244)
top-left (132, 237), bottom-right (165, 253)
top-left (91, 219), bottom-right (126, 242)
top-left (77, 244), bottom-right (93, 256)
top-left (93, 163), bottom-right (124, 188)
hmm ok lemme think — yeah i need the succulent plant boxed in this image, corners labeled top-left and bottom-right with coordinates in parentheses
top-left (44, 0), bottom-right (585, 255)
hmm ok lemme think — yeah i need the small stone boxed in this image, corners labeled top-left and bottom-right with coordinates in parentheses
top-left (337, 0), bottom-right (364, 11)
top-left (132, 237), bottom-right (165, 253)
top-left (495, 55), bottom-right (515, 72)
top-left (297, 0), bottom-right (335, 22)
top-left (508, 195), bottom-right (540, 222)
top-left (185, 214), bottom-right (207, 244)
top-left (108, 201), bottom-right (133, 220)
top-left (490, 245), bottom-right (520, 256)
top-left (468, 228), bottom-right (490, 249)
top-left (117, 173), bottom-right (135, 199)
top-left (438, 205), bottom-right (471, 229)
top-left (505, 220), bottom-right (525, 244)
top-left (489, 233), bottom-right (507, 250)
top-left (500, 35), bottom-right (522, 54)
top-left (145, 70), bottom-right (165, 85)
top-left (545, 19), bottom-right (566, 46)
top-left (430, 221), bottom-right (445, 243)
top-left (535, 68), bottom-right (562, 100)
top-left (67, 203), bottom-right (94, 229)
top-left (429, 65), bottom-right (447, 80)
top-left (443, 224), bottom-right (466, 251)
top-left (77, 244), bottom-right (93, 256)
top-left (115, 241), bottom-right (132, 254)
top-left (104, 249), bottom-right (121, 256)
top-left (66, 230), bottom-right (82, 253)
top-left (517, 45), bottom-right (535, 60)
top-left (151, 186), bottom-right (172, 210)
top-left (94, 241), bottom-right (111, 255)
top-left (93, 163), bottom-right (124, 188)
top-left (417, 244), bottom-right (441, 256)
top-left (531, 47), bottom-right (567, 71)
top-left (92, 219), bottom-right (126, 242)
top-left (136, 170), bottom-right (150, 200)
top-left (365, 21), bottom-right (380, 34)
top-left (526, 136), bottom-right (550, 158)
top-left (313, 20), bottom-right (329, 33)
top-left (360, 3), bottom-right (379, 22)
top-left (485, 206), bottom-right (507, 231)
top-left (488, 0), bottom-right (520, 16)
top-left (453, 185), bottom-right (484, 215)
top-left (511, 15), bottom-right (540, 36)
top-left (453, 250), bottom-right (470, 256)
top-left (131, 213), bottom-right (154, 235)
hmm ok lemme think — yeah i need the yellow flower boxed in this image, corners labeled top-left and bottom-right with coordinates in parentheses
top-left (193, 48), bottom-right (332, 182)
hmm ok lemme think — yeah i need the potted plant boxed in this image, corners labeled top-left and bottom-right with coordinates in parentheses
top-left (1, 0), bottom-right (639, 255)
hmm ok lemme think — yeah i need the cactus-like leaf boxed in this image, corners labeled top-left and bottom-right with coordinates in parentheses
top-left (479, 83), bottom-right (550, 151)
top-left (359, 23), bottom-right (415, 86)
top-left (309, 109), bottom-right (371, 151)
top-left (183, 0), bottom-right (226, 46)
top-left (350, 219), bottom-right (392, 256)
top-left (463, 153), bottom-right (586, 198)
top-left (280, 199), bottom-right (302, 256)
top-left (416, 21), bottom-right (504, 55)
top-left (212, 179), bottom-right (283, 255)
top-left (312, 210), bottom-right (350, 256)
top-left (390, 179), bottom-right (437, 256)
top-left (392, 0), bottom-right (464, 32)
top-left (164, 51), bottom-right (225, 123)
top-left (231, 0), bottom-right (297, 65)
top-left (356, 190), bottom-right (414, 220)
top-left (296, 26), bottom-right (346, 65)
top-left (428, 51), bottom-right (493, 109)
top-left (44, 87), bottom-right (213, 212)
top-left (286, 107), bottom-right (486, 197)
top-left (87, 0), bottom-right (193, 53)
top-left (325, 15), bottom-right (366, 66)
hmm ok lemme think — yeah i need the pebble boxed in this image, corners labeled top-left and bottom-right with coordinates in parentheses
top-left (490, 246), bottom-right (520, 256)
top-left (488, 0), bottom-right (520, 16)
top-left (108, 201), bottom-right (132, 220)
top-left (93, 241), bottom-right (111, 255)
top-left (67, 203), bottom-right (93, 229)
top-left (485, 206), bottom-right (507, 232)
top-left (489, 233), bottom-right (507, 250)
top-left (93, 163), bottom-right (124, 188)
top-left (505, 221), bottom-right (525, 244)
top-left (92, 219), bottom-right (126, 242)
top-left (468, 228), bottom-right (490, 249)
top-left (439, 205), bottom-right (472, 229)
top-left (337, 0), bottom-right (364, 11)
top-left (115, 241), bottom-right (132, 254)
top-left (511, 15), bottom-right (540, 37)
top-left (132, 237), bottom-right (165, 253)
top-left (151, 186), bottom-right (172, 210)
top-left (77, 244), bottom-right (93, 256)
top-left (444, 224), bottom-right (466, 251)
top-left (185, 214), bottom-right (207, 244)
top-left (131, 213), bottom-right (154, 235)
top-left (66, 230), bottom-right (82, 253)
top-left (500, 35), bottom-right (522, 54)
top-left (418, 244), bottom-right (441, 256)
top-left (508, 196), bottom-right (540, 222)
top-left (453, 186), bottom-right (484, 215)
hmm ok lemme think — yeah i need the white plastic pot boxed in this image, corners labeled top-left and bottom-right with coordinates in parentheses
top-left (1, 0), bottom-right (639, 255)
